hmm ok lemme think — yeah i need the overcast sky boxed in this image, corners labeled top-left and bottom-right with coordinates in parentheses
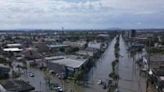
top-left (0, 0), bottom-right (164, 29)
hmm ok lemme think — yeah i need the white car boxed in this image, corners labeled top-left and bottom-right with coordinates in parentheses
top-left (57, 87), bottom-right (63, 92)
top-left (97, 80), bottom-right (102, 85)
top-left (29, 72), bottom-right (34, 77)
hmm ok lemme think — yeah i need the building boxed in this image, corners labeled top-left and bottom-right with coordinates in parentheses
top-left (24, 47), bottom-right (41, 60)
top-left (45, 56), bottom-right (88, 77)
top-left (0, 80), bottom-right (35, 92)
top-left (88, 41), bottom-right (102, 50)
top-left (150, 69), bottom-right (164, 92)
top-left (0, 64), bottom-right (10, 79)
top-left (3, 48), bottom-right (23, 52)
top-left (148, 54), bottom-right (164, 92)
top-left (47, 44), bottom-right (69, 53)
top-left (150, 54), bottom-right (164, 69)
top-left (33, 41), bottom-right (49, 53)
top-left (47, 44), bottom-right (69, 49)
top-left (131, 29), bottom-right (136, 37)
top-left (3, 43), bottom-right (23, 52)
top-left (75, 50), bottom-right (94, 57)
top-left (6, 43), bottom-right (22, 47)
top-left (63, 41), bottom-right (86, 48)
top-left (97, 34), bottom-right (109, 42)
top-left (2, 43), bottom-right (23, 58)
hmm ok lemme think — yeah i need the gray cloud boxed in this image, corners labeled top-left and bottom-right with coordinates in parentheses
top-left (0, 0), bottom-right (164, 29)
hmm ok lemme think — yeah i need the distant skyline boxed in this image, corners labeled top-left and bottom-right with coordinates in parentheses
top-left (0, 0), bottom-right (164, 29)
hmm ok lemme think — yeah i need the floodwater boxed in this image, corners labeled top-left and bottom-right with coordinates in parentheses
top-left (64, 35), bottom-right (146, 92)
top-left (64, 37), bottom-right (116, 92)
top-left (118, 35), bottom-right (146, 92)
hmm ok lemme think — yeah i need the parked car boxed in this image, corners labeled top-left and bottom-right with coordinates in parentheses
top-left (50, 83), bottom-right (63, 92)
top-left (57, 87), bottom-right (63, 92)
top-left (97, 80), bottom-right (102, 85)
top-left (29, 72), bottom-right (34, 77)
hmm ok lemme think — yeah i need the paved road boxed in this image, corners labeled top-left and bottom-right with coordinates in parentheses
top-left (19, 68), bottom-right (49, 92)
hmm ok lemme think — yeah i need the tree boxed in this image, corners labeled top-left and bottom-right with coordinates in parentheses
top-left (66, 47), bottom-right (79, 54)
top-left (59, 47), bottom-right (65, 52)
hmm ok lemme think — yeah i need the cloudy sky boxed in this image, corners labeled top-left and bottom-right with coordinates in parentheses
top-left (0, 0), bottom-right (164, 29)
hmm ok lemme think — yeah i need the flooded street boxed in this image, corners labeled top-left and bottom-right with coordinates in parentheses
top-left (64, 37), bottom-right (116, 92)
top-left (0, 1), bottom-right (162, 92)
top-left (63, 35), bottom-right (147, 92)
top-left (118, 35), bottom-right (146, 92)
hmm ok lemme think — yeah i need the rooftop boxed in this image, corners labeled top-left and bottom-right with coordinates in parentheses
top-left (47, 44), bottom-right (69, 48)
top-left (45, 56), bottom-right (65, 60)
top-left (7, 43), bottom-right (22, 47)
top-left (88, 42), bottom-right (101, 50)
top-left (97, 34), bottom-right (109, 37)
top-left (48, 57), bottom-right (87, 68)
top-left (3, 48), bottom-right (23, 52)
top-left (76, 50), bottom-right (94, 57)
top-left (159, 76), bottom-right (164, 81)
top-left (0, 80), bottom-right (35, 92)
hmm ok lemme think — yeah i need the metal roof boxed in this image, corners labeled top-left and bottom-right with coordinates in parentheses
top-left (49, 58), bottom-right (87, 68)
top-left (3, 48), bottom-right (23, 52)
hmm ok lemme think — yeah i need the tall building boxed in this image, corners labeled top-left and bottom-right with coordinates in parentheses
top-left (131, 29), bottom-right (136, 37)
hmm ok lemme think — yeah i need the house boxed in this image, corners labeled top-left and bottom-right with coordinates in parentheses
top-left (0, 80), bottom-right (35, 92)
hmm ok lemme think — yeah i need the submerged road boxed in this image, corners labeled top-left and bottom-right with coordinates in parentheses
top-left (118, 35), bottom-right (146, 92)
top-left (64, 37), bottom-right (116, 92)
top-left (64, 35), bottom-right (146, 92)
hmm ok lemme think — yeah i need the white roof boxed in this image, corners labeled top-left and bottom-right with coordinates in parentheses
top-left (88, 42), bottom-right (101, 49)
top-left (7, 43), bottom-right (22, 47)
top-left (47, 44), bottom-right (69, 48)
top-left (160, 76), bottom-right (164, 80)
top-left (49, 58), bottom-right (87, 68)
top-left (98, 34), bottom-right (109, 37)
top-left (45, 56), bottom-right (65, 60)
top-left (3, 48), bottom-right (23, 52)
